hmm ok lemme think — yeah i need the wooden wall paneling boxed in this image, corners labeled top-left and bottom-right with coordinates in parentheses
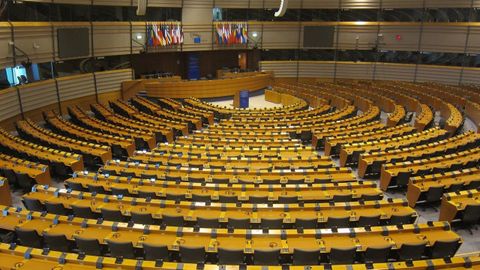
top-left (93, 22), bottom-right (132, 57)
top-left (261, 23), bottom-right (300, 49)
top-left (380, 24), bottom-right (422, 52)
top-left (460, 67), bottom-right (480, 85)
top-left (421, 25), bottom-right (467, 53)
top-left (0, 87), bottom-right (22, 130)
top-left (466, 25), bottom-right (480, 54)
top-left (416, 64), bottom-right (462, 85)
top-left (182, 24), bottom-right (213, 51)
top-left (0, 23), bottom-right (13, 69)
top-left (18, 80), bottom-right (58, 122)
top-left (148, 0), bottom-right (183, 7)
top-left (57, 73), bottom-right (96, 112)
top-left (260, 61), bottom-right (298, 77)
top-left (335, 62), bottom-right (375, 80)
top-left (299, 61), bottom-right (335, 78)
top-left (92, 0), bottom-right (132, 5)
top-left (337, 25), bottom-right (378, 51)
top-left (95, 69), bottom-right (133, 95)
top-left (12, 22), bottom-right (54, 65)
top-left (374, 62), bottom-right (416, 82)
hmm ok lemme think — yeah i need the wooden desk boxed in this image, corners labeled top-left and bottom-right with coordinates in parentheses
top-left (0, 154), bottom-right (51, 185)
top-left (27, 185), bottom-right (415, 226)
top-left (439, 188), bottom-right (480, 222)
top-left (0, 178), bottom-right (11, 206)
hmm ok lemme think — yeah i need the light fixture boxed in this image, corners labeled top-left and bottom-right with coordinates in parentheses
top-left (136, 34), bottom-right (143, 40)
top-left (274, 0), bottom-right (288, 17)
top-left (252, 32), bottom-right (258, 38)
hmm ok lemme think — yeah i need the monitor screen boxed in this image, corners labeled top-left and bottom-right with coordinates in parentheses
top-left (303, 26), bottom-right (335, 48)
top-left (57, 28), bottom-right (90, 58)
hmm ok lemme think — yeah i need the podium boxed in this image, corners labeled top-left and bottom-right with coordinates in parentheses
top-left (233, 90), bottom-right (249, 108)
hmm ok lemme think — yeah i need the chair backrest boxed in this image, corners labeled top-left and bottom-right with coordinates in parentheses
top-left (326, 216), bottom-right (350, 228)
top-left (462, 203), bottom-right (480, 224)
top-left (22, 197), bottom-right (45, 212)
top-left (398, 242), bottom-right (427, 261)
top-left (65, 181), bottom-right (86, 192)
top-left (131, 212), bottom-right (155, 225)
top-left (360, 193), bottom-right (383, 201)
top-left (357, 215), bottom-right (381, 227)
top-left (111, 187), bottom-right (130, 196)
top-left (389, 214), bottom-right (413, 225)
top-left (431, 239), bottom-right (460, 259)
top-left (292, 248), bottom-right (320, 265)
top-left (447, 183), bottom-right (463, 193)
top-left (295, 218), bottom-right (317, 229)
top-left (179, 245), bottom-right (205, 263)
top-left (107, 240), bottom-right (136, 259)
top-left (253, 248), bottom-right (280, 265)
top-left (228, 218), bottom-right (250, 229)
top-left (72, 205), bottom-right (97, 219)
top-left (162, 214), bottom-right (184, 227)
top-left (3, 169), bottom-right (17, 185)
top-left (332, 194), bottom-right (353, 202)
top-left (45, 201), bottom-right (69, 215)
top-left (101, 208), bottom-right (126, 222)
top-left (143, 243), bottom-right (169, 261)
top-left (219, 195), bottom-right (237, 203)
top-left (278, 196), bottom-right (298, 204)
top-left (217, 248), bottom-right (244, 265)
top-left (138, 190), bottom-right (157, 199)
top-left (15, 227), bottom-right (42, 249)
top-left (75, 236), bottom-right (103, 256)
top-left (191, 194), bottom-right (211, 203)
top-left (465, 181), bottom-right (480, 190)
top-left (16, 173), bottom-right (35, 190)
top-left (249, 196), bottom-right (268, 204)
top-left (329, 247), bottom-right (357, 264)
top-left (44, 233), bottom-right (71, 252)
top-left (260, 218), bottom-right (283, 229)
top-left (165, 193), bottom-right (185, 202)
top-left (197, 217), bottom-right (220, 228)
top-left (364, 245), bottom-right (391, 263)
top-left (87, 184), bottom-right (107, 194)
top-left (425, 185), bottom-right (445, 203)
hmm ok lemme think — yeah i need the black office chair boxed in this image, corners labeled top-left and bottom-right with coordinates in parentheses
top-left (143, 243), bottom-right (169, 261)
top-left (75, 236), bottom-right (104, 256)
top-left (424, 185), bottom-right (445, 204)
top-left (219, 195), bottom-right (237, 203)
top-left (429, 239), bottom-right (460, 259)
top-left (138, 190), bottom-right (158, 199)
top-left (111, 187), bottom-right (130, 197)
top-left (179, 245), bottom-right (206, 263)
top-left (162, 214), bottom-right (184, 227)
top-left (278, 196), bottom-right (298, 204)
top-left (389, 214), bottom-right (413, 225)
top-left (326, 216), bottom-right (350, 229)
top-left (364, 245), bottom-right (391, 263)
top-left (72, 205), bottom-right (98, 219)
top-left (131, 212), bottom-right (156, 225)
top-left (15, 227), bottom-right (42, 249)
top-left (295, 218), bottom-right (317, 229)
top-left (228, 218), bottom-right (250, 229)
top-left (191, 194), bottom-right (211, 203)
top-left (16, 173), bottom-right (35, 192)
top-left (217, 248), bottom-right (244, 264)
top-left (120, 172), bottom-right (136, 178)
top-left (261, 218), bottom-right (283, 229)
top-left (447, 183), bottom-right (463, 193)
top-left (101, 208), bottom-right (126, 222)
top-left (465, 181), bottom-right (480, 190)
top-left (398, 242), bottom-right (426, 261)
top-left (357, 215), bottom-right (381, 227)
top-left (3, 169), bottom-right (17, 187)
top-left (45, 202), bottom-right (69, 215)
top-left (87, 184), bottom-right (108, 194)
top-left (44, 233), bottom-right (73, 252)
top-left (249, 196), bottom-right (268, 204)
top-left (107, 240), bottom-right (136, 259)
top-left (197, 217), bottom-right (220, 228)
top-left (329, 247), bottom-right (357, 264)
top-left (292, 248), bottom-right (320, 265)
top-left (460, 203), bottom-right (480, 226)
top-left (165, 193), bottom-right (185, 202)
top-left (360, 193), bottom-right (383, 201)
top-left (253, 248), bottom-right (280, 265)
top-left (332, 194), bottom-right (352, 202)
top-left (65, 181), bottom-right (87, 192)
top-left (22, 197), bottom-right (45, 212)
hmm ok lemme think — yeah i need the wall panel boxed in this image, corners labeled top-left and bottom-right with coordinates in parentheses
top-left (374, 63), bottom-right (416, 82)
top-left (416, 64), bottom-right (462, 85)
top-left (336, 62), bottom-right (375, 80)
top-left (421, 25), bottom-right (467, 53)
top-left (0, 88), bottom-right (21, 123)
top-left (95, 69), bottom-right (133, 94)
top-left (260, 61), bottom-right (298, 77)
top-left (57, 73), bottom-right (95, 102)
top-left (93, 23), bottom-right (132, 57)
top-left (0, 23), bottom-right (13, 69)
top-left (13, 23), bottom-right (54, 65)
top-left (18, 80), bottom-right (58, 114)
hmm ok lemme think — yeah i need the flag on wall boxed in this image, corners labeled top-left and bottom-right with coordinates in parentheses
top-left (215, 22), bottom-right (248, 45)
top-left (147, 22), bottom-right (183, 47)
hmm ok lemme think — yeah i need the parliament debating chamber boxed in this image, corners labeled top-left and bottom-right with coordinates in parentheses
top-left (1, 1), bottom-right (480, 269)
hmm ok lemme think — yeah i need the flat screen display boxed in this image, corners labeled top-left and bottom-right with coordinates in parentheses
top-left (57, 28), bottom-right (90, 58)
top-left (303, 26), bottom-right (335, 48)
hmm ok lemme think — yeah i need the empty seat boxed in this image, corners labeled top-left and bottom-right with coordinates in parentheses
top-left (65, 181), bottom-right (87, 192)
top-left (15, 227), bottom-right (42, 248)
top-left (332, 194), bottom-right (352, 202)
top-left (16, 173), bottom-right (35, 191)
top-left (249, 196), bottom-right (268, 204)
top-left (101, 208), bottom-right (126, 222)
top-left (165, 193), bottom-right (185, 202)
top-left (292, 248), bottom-right (320, 265)
top-left (22, 197), bottom-right (45, 212)
top-left (364, 245), bottom-right (391, 263)
top-left (219, 195), bottom-right (237, 203)
top-left (278, 196), bottom-right (298, 204)
top-left (447, 183), bottom-right (463, 193)
top-left (87, 184), bottom-right (107, 194)
top-left (228, 218), bottom-right (250, 229)
top-left (120, 172), bottom-right (136, 178)
top-left (75, 236), bottom-right (103, 256)
top-left (45, 202), bottom-right (69, 215)
top-left (179, 245), bottom-right (205, 263)
top-left (197, 217), bottom-right (219, 228)
top-left (253, 248), bottom-right (280, 265)
top-left (389, 214), bottom-right (413, 225)
top-left (357, 215), bottom-right (381, 227)
top-left (162, 214), bottom-right (184, 227)
top-left (398, 242), bottom-right (426, 261)
top-left (131, 212), bottom-right (156, 225)
top-left (44, 233), bottom-right (73, 252)
top-left (138, 190), bottom-right (158, 199)
top-left (326, 216), bottom-right (350, 228)
top-left (465, 181), bottom-right (480, 190)
top-left (217, 248), bottom-right (244, 265)
top-left (191, 194), bottom-right (211, 203)
top-left (143, 243), bottom-right (169, 261)
top-left (424, 185), bottom-right (445, 204)
top-left (111, 187), bottom-right (130, 197)
top-left (72, 205), bottom-right (98, 219)
top-left (329, 247), bottom-right (357, 264)
top-left (360, 193), bottom-right (383, 201)
top-left (429, 239), bottom-right (460, 259)
top-left (261, 218), bottom-right (283, 229)
top-left (460, 203), bottom-right (480, 225)
top-left (3, 169), bottom-right (17, 186)
top-left (295, 218), bottom-right (317, 229)
top-left (107, 240), bottom-right (136, 259)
